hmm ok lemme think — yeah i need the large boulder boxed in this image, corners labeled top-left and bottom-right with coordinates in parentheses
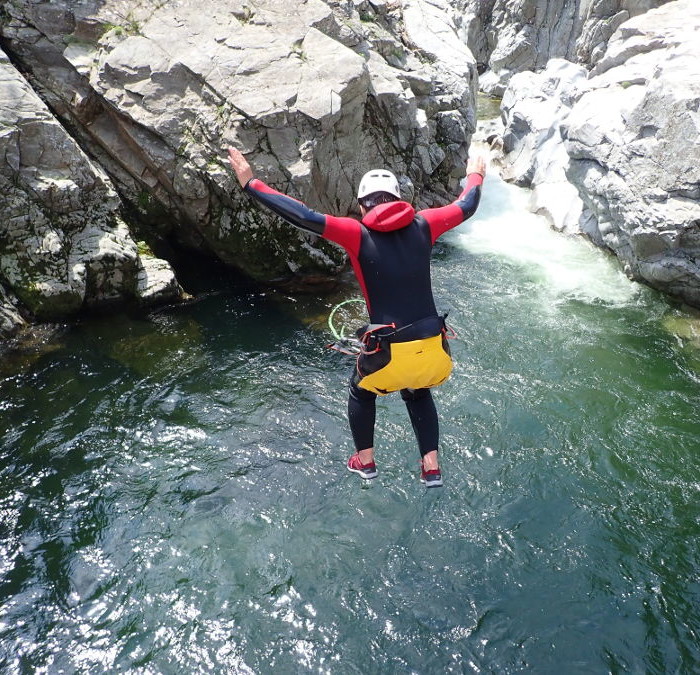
top-left (453, 0), bottom-right (672, 96)
top-left (0, 46), bottom-right (183, 338)
top-left (499, 59), bottom-right (592, 237)
top-left (496, 0), bottom-right (700, 307)
top-left (563, 0), bottom-right (700, 306)
top-left (1, 0), bottom-right (478, 291)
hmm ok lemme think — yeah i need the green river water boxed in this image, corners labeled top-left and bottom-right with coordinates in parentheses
top-left (1, 172), bottom-right (700, 674)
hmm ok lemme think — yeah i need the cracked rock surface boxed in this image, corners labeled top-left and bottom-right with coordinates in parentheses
top-left (1, 0), bottom-right (478, 338)
top-left (0, 46), bottom-right (184, 337)
top-left (453, 0), bottom-right (672, 96)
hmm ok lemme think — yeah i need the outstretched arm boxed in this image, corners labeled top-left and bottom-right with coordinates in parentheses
top-left (466, 156), bottom-right (486, 181)
top-left (226, 147), bottom-right (362, 254)
top-left (420, 155), bottom-right (487, 243)
top-left (227, 146), bottom-right (326, 235)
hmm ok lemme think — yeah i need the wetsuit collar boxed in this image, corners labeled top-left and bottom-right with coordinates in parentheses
top-left (361, 201), bottom-right (415, 232)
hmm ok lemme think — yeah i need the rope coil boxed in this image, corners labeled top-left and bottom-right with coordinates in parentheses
top-left (327, 298), bottom-right (365, 341)
top-left (327, 298), bottom-right (365, 354)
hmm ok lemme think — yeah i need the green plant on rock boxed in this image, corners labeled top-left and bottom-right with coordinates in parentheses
top-left (122, 11), bottom-right (141, 34)
top-left (63, 35), bottom-right (93, 47)
top-left (215, 104), bottom-right (228, 122)
top-left (291, 39), bottom-right (308, 62)
top-left (100, 10), bottom-right (141, 38)
top-left (206, 157), bottom-right (225, 172)
top-left (234, 5), bottom-right (254, 24)
top-left (137, 189), bottom-right (154, 212)
top-left (136, 240), bottom-right (154, 257)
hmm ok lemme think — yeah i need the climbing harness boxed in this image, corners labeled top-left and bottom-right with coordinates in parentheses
top-left (354, 314), bottom-right (456, 395)
top-left (326, 301), bottom-right (458, 395)
top-left (357, 334), bottom-right (453, 395)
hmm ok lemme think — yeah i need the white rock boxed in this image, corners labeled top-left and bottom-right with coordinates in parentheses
top-left (495, 1), bottom-right (700, 307)
top-left (455, 0), bottom-right (670, 95)
top-left (499, 59), bottom-right (589, 233)
top-left (135, 255), bottom-right (183, 306)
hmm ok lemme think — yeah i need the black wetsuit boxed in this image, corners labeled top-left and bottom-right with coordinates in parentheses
top-left (243, 173), bottom-right (483, 455)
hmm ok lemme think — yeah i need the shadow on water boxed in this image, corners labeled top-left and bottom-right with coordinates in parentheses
top-left (2, 178), bottom-right (700, 673)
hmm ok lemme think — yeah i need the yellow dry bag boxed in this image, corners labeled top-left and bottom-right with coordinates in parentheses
top-left (358, 335), bottom-right (452, 395)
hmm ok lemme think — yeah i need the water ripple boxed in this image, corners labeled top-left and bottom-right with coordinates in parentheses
top-left (2, 181), bottom-right (700, 672)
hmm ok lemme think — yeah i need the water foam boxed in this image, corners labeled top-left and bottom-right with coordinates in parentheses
top-left (452, 173), bottom-right (640, 307)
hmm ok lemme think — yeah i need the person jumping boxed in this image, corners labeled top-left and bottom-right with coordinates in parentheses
top-left (227, 146), bottom-right (486, 487)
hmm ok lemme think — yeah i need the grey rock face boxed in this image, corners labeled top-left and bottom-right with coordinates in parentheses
top-left (499, 59), bottom-right (591, 236)
top-left (454, 0), bottom-right (672, 96)
top-left (0, 46), bottom-right (183, 337)
top-left (564, 0), bottom-right (700, 306)
top-left (1, 0), bottom-right (477, 293)
top-left (496, 0), bottom-right (700, 307)
top-left (0, 284), bottom-right (26, 339)
top-left (136, 255), bottom-right (187, 306)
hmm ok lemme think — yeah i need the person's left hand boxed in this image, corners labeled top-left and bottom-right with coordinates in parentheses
top-left (466, 155), bottom-right (487, 177)
top-left (227, 147), bottom-right (254, 187)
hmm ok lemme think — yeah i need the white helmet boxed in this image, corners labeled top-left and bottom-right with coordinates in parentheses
top-left (357, 169), bottom-right (401, 200)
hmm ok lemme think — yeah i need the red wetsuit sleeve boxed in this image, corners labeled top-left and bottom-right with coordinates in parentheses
top-left (245, 179), bottom-right (363, 255)
top-left (420, 173), bottom-right (484, 244)
top-left (322, 215), bottom-right (362, 258)
top-left (323, 215), bottom-right (370, 309)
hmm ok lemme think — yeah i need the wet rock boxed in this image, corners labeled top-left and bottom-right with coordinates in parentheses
top-left (0, 284), bottom-right (27, 339)
top-left (0, 322), bottom-right (66, 378)
top-left (136, 255), bottom-right (190, 307)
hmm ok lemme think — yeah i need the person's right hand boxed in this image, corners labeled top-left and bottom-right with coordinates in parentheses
top-left (227, 147), bottom-right (254, 187)
top-left (466, 155), bottom-right (487, 177)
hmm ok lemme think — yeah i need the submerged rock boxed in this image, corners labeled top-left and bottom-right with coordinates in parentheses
top-left (496, 0), bottom-right (700, 307)
top-left (0, 322), bottom-right (66, 379)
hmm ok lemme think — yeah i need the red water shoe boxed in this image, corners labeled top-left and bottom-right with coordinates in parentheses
top-left (347, 453), bottom-right (378, 480)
